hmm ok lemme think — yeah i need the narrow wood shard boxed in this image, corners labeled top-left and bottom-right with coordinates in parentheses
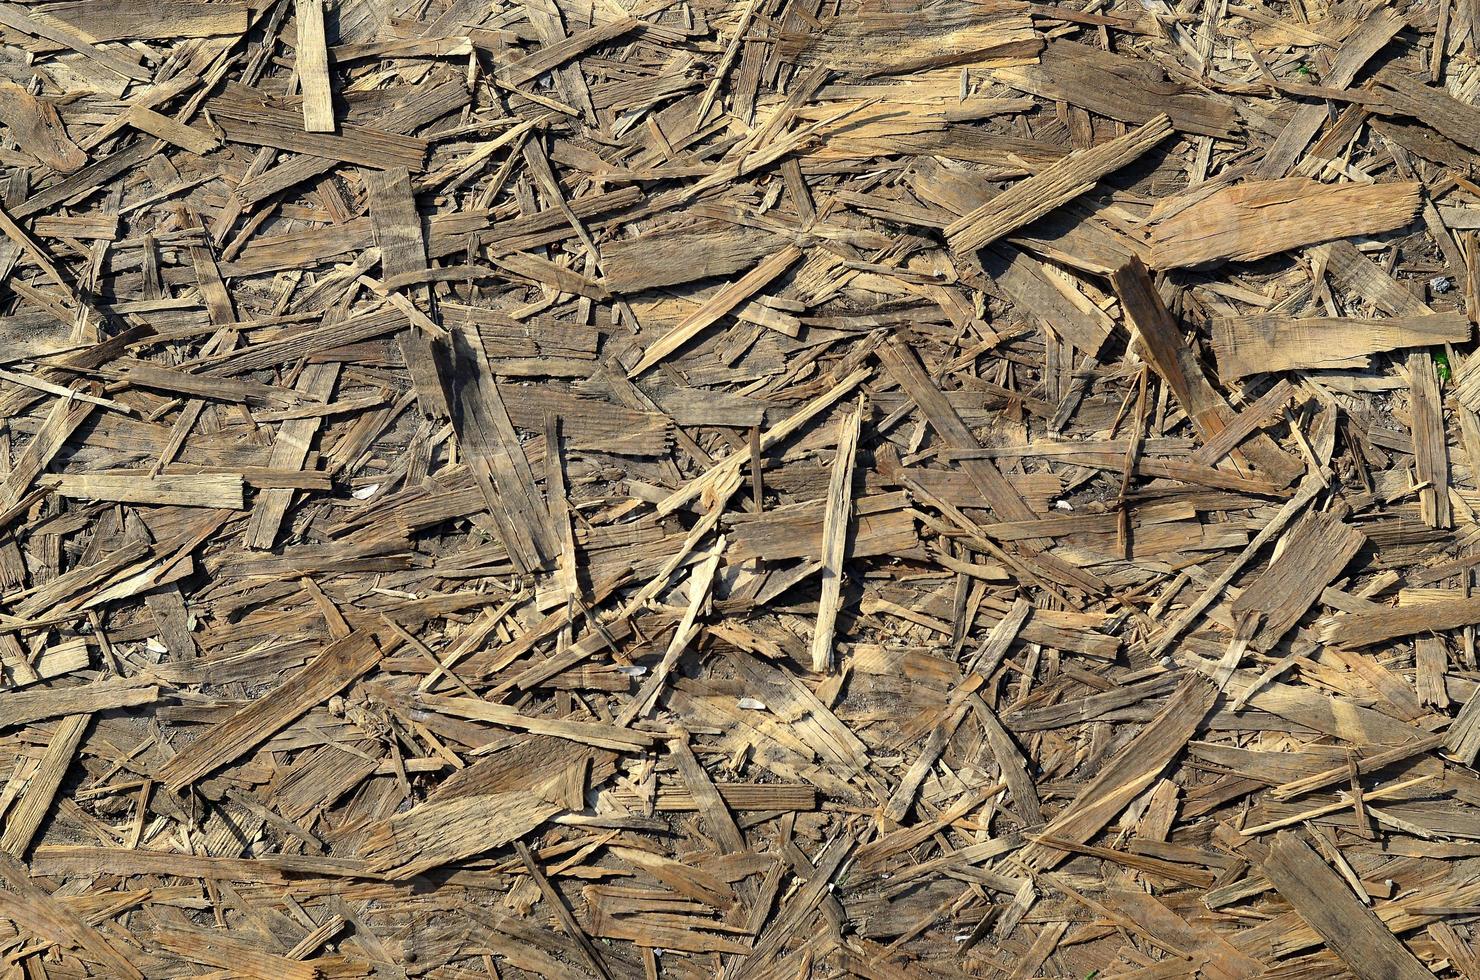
top-left (45, 472), bottom-right (246, 509)
top-left (1, 713), bottom-right (86, 856)
top-left (295, 0), bottom-right (335, 133)
top-left (1320, 596), bottom-right (1480, 648)
top-left (1020, 676), bottom-right (1215, 871)
top-left (946, 113), bottom-right (1173, 254)
top-left (627, 243), bottom-right (804, 377)
top-left (1112, 256), bottom-right (1303, 486)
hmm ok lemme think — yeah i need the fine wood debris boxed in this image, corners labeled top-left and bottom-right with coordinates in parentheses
top-left (7, 0), bottom-right (1480, 978)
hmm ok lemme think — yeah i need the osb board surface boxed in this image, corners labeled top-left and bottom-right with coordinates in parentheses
top-left (0, 0), bottom-right (1479, 978)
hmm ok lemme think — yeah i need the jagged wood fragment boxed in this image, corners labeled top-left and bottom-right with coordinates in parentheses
top-left (810, 402), bottom-right (862, 672)
top-left (1147, 179), bottom-right (1422, 268)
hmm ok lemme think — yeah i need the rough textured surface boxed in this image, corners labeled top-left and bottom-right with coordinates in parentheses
top-left (1, 1), bottom-right (1480, 978)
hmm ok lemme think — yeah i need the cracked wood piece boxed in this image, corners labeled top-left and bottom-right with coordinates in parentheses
top-left (1451, 354), bottom-right (1480, 413)
top-left (543, 414), bottom-right (578, 603)
top-left (44, 472), bottom-right (245, 508)
top-left (1447, 687), bottom-right (1480, 764)
top-left (1101, 889), bottom-right (1265, 980)
top-left (1314, 239), bottom-right (1432, 316)
top-left (810, 401), bottom-right (862, 673)
top-left (0, 679), bottom-right (157, 730)
top-left (0, 1), bottom-right (148, 82)
top-left (878, 336), bottom-right (1039, 524)
top-left (1415, 634), bottom-right (1449, 709)
top-left (1019, 675), bottom-right (1215, 871)
top-left (1228, 509), bottom-right (1366, 651)
top-left (244, 362), bottom-right (339, 549)
top-left (1146, 178), bottom-right (1422, 268)
top-left (210, 96), bottom-right (428, 170)
top-left (1320, 595), bottom-right (1480, 648)
top-left (123, 105), bottom-right (218, 156)
top-left (39, 1), bottom-right (250, 40)
top-left (199, 308), bottom-right (409, 373)
top-left (114, 361), bottom-right (307, 405)
top-left (605, 782), bottom-right (815, 812)
top-left (1329, 646), bottom-right (1427, 722)
top-left (151, 923), bottom-right (359, 979)
top-left (946, 113), bottom-right (1172, 254)
top-left (657, 365), bottom-right (872, 517)
top-left (502, 16), bottom-right (642, 86)
top-left (779, 4), bottom-right (1037, 75)
top-left (964, 597), bottom-right (1030, 676)
top-left (620, 536), bottom-right (723, 724)
top-left (1190, 380), bottom-right (1295, 467)
top-left (0, 852), bottom-right (144, 978)
top-left (1408, 349), bottom-right (1451, 529)
top-left (970, 693), bottom-right (1042, 824)
top-left (0, 198), bottom-right (70, 291)
top-left (437, 324), bottom-right (557, 573)
top-left (883, 702), bottom-right (968, 824)
top-left (0, 82), bottom-right (86, 173)
top-left (12, 140), bottom-right (153, 219)
top-left (155, 630), bottom-right (385, 791)
top-left (364, 167), bottom-right (426, 282)
top-left (1005, 674), bottom-right (1182, 729)
top-left (234, 81), bottom-right (469, 204)
top-left (29, 846), bottom-right (368, 883)
top-left (995, 41), bottom-right (1237, 137)
top-left (364, 167), bottom-right (447, 418)
top-left (1258, 11), bottom-right (1404, 177)
top-left (0, 397), bottom-right (95, 513)
top-left (603, 224), bottom-right (782, 293)
top-left (358, 789), bottom-right (561, 879)
top-left (983, 244), bottom-right (1114, 353)
top-left (416, 692), bottom-right (657, 751)
top-left (668, 735), bottom-right (746, 853)
top-left (1219, 670), bottom-right (1425, 745)
top-left (1376, 68), bottom-right (1480, 154)
top-left (1212, 312), bottom-right (1470, 379)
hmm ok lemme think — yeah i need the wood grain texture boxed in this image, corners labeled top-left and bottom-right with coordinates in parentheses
top-left (1148, 178), bottom-right (1422, 268)
top-left (0, 3), bottom-right (1474, 977)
